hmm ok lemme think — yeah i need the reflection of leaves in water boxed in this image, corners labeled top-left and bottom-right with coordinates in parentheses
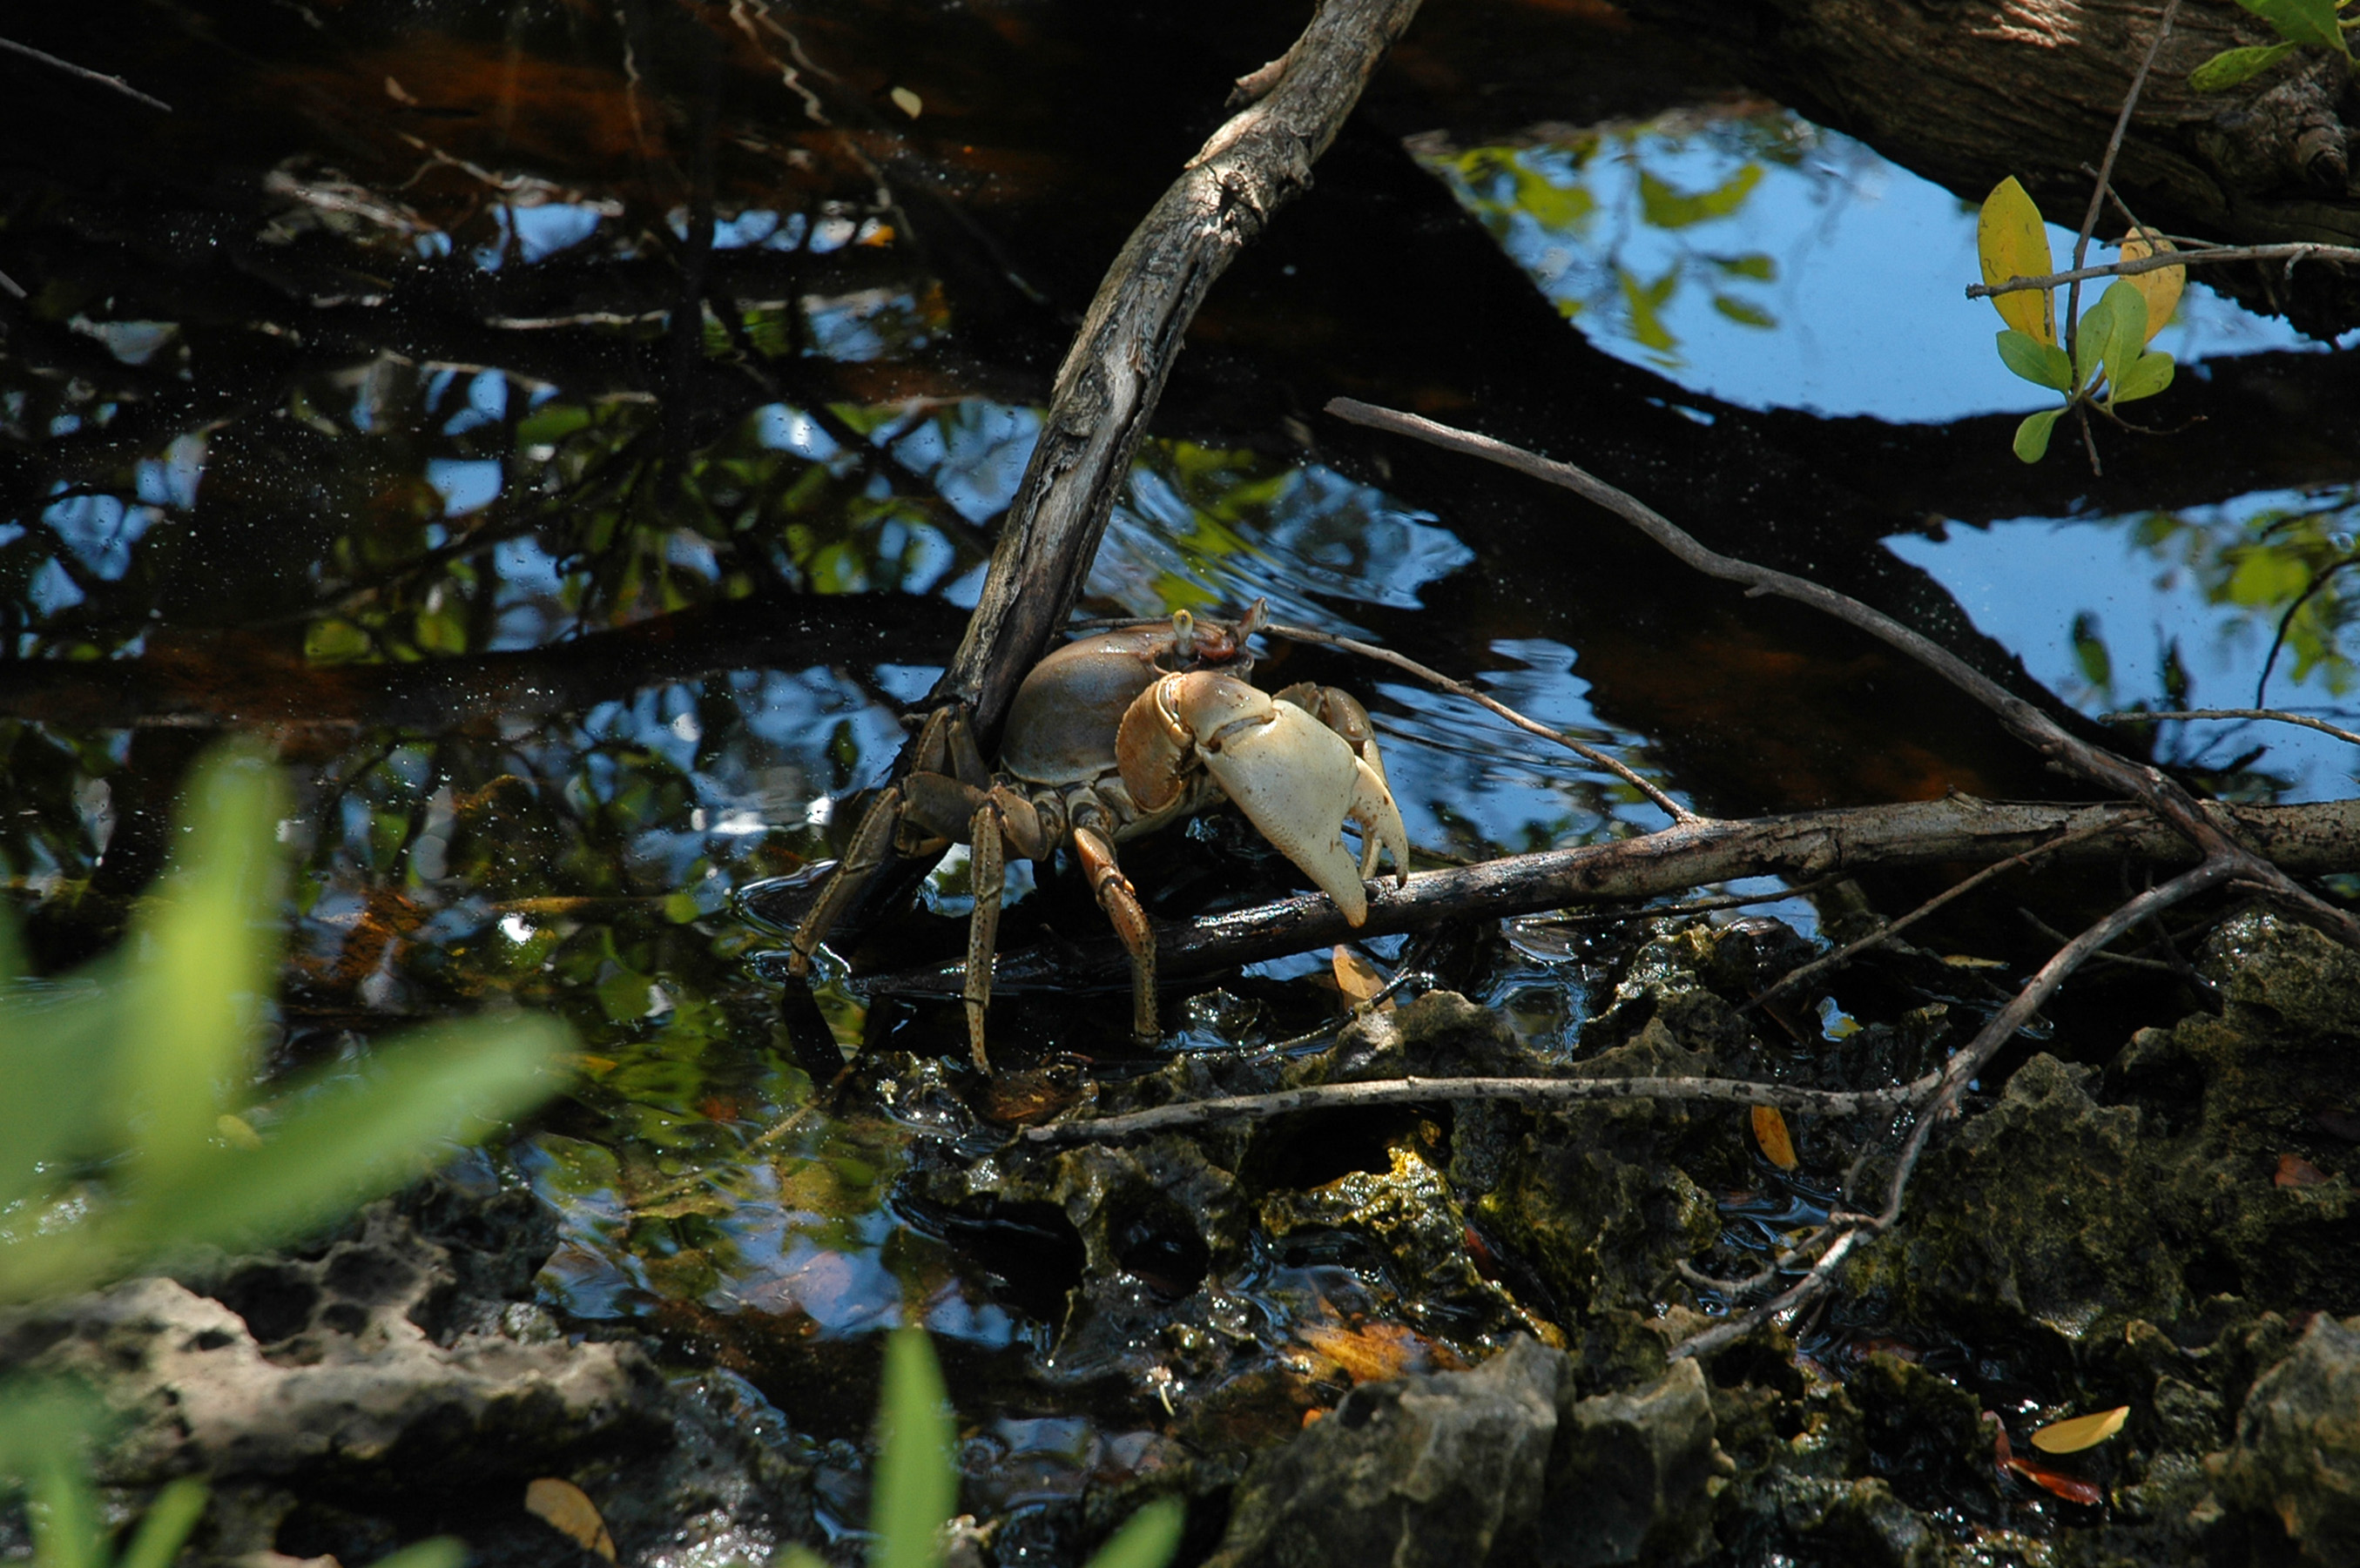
top-left (1419, 111), bottom-right (1794, 367)
top-left (2130, 490), bottom-right (2360, 697)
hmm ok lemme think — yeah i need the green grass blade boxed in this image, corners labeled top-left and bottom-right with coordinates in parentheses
top-left (113, 1479), bottom-right (208, 1568)
top-left (1080, 1497), bottom-right (1185, 1568)
top-left (111, 1016), bottom-right (568, 1263)
top-left (30, 1452), bottom-right (102, 1568)
top-left (0, 957), bottom-right (126, 1210)
top-left (871, 1327), bottom-right (956, 1568)
top-left (118, 743), bottom-right (287, 1192)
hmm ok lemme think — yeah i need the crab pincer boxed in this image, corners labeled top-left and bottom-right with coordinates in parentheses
top-left (1118, 671), bottom-right (1410, 924)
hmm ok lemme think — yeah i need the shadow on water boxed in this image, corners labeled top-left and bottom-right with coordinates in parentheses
top-left (4, 0), bottom-right (2360, 1542)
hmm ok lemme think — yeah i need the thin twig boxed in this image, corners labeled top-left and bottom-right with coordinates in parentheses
top-left (1674, 1229), bottom-right (1868, 1361)
top-left (1322, 397), bottom-right (2360, 955)
top-left (1673, 857), bottom-right (2234, 1360)
top-left (1018, 1072), bottom-right (1912, 1144)
top-left (1968, 241), bottom-right (2359, 299)
top-left (1533, 874), bottom-right (1848, 926)
top-left (2103, 708), bottom-right (2360, 750)
top-left (2254, 556), bottom-right (2360, 706)
top-left (1750, 815), bottom-right (2134, 1010)
top-left (0, 36), bottom-right (171, 112)
top-left (1264, 620), bottom-right (1696, 823)
top-left (2018, 906), bottom-right (2181, 973)
top-left (2064, 0), bottom-right (2179, 377)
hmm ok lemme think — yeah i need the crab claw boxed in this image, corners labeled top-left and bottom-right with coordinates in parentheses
top-left (1133, 673), bottom-right (1409, 925)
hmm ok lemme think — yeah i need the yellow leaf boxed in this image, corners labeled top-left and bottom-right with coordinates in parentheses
top-left (1751, 1106), bottom-right (1798, 1170)
top-left (1332, 946), bottom-right (1387, 1005)
top-left (1978, 177), bottom-right (2056, 346)
top-left (889, 86), bottom-right (923, 119)
top-left (2029, 1404), bottom-right (2130, 1454)
top-left (525, 1478), bottom-right (617, 1561)
top-left (1940, 954), bottom-right (2007, 970)
top-left (2118, 228), bottom-right (2183, 345)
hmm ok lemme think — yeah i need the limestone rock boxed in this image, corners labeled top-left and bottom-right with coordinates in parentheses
top-left (2216, 1313), bottom-right (2360, 1564)
top-left (1205, 1336), bottom-right (1564, 1568)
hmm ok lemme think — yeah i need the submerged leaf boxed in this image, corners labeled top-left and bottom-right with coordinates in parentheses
top-left (1751, 1106), bottom-right (1799, 1170)
top-left (1332, 946), bottom-right (1387, 1004)
top-left (525, 1477), bottom-right (617, 1561)
top-left (1978, 178), bottom-right (2055, 344)
top-left (2030, 1404), bottom-right (2131, 1454)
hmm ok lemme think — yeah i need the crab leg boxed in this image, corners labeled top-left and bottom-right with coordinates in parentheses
top-left (1072, 824), bottom-right (1160, 1043)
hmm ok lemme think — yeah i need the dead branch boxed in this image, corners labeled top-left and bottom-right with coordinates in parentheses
top-left (1747, 815), bottom-right (2131, 1010)
top-left (1322, 397), bottom-right (2360, 955)
top-left (2104, 708), bottom-right (2360, 750)
top-left (1019, 1072), bottom-right (1911, 1145)
top-left (1967, 242), bottom-right (2360, 299)
top-left (842, 795), bottom-right (2360, 999)
top-left (927, 0), bottom-right (1424, 744)
top-left (0, 36), bottom-right (170, 112)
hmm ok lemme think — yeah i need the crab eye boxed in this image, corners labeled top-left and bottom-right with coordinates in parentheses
top-left (1170, 609), bottom-right (1196, 662)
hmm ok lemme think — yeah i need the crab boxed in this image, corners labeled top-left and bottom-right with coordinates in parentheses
top-left (786, 602), bottom-right (1410, 1067)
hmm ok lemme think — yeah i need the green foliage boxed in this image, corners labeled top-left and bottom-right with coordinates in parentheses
top-left (772, 1328), bottom-right (1182, 1568)
top-left (0, 740), bottom-right (570, 1300)
top-left (873, 1327), bottom-right (958, 1568)
top-left (2191, 0), bottom-right (2350, 91)
top-left (1975, 186), bottom-right (2181, 464)
top-left (2189, 41), bottom-right (2303, 91)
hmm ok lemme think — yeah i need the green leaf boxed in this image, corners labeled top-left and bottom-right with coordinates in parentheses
top-left (118, 744), bottom-right (287, 1195)
top-left (115, 1479), bottom-right (209, 1568)
top-left (1082, 1497), bottom-right (1186, 1568)
top-left (872, 1327), bottom-right (956, 1568)
top-left (2234, 0), bottom-right (2346, 51)
top-left (2189, 41), bottom-right (2303, 91)
top-left (1637, 164), bottom-right (1763, 229)
top-left (2072, 612), bottom-right (2114, 690)
top-left (2013, 407), bottom-right (2064, 463)
top-left (2113, 348), bottom-right (2176, 404)
top-left (1618, 268), bottom-right (1678, 353)
top-left (113, 1017), bottom-right (566, 1267)
top-left (0, 958), bottom-right (126, 1209)
top-left (1707, 253), bottom-right (1776, 280)
top-left (1995, 329), bottom-right (2074, 390)
top-left (2080, 282), bottom-right (2148, 397)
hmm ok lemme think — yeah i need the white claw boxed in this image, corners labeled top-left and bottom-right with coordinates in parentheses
top-left (1166, 676), bottom-right (1409, 927)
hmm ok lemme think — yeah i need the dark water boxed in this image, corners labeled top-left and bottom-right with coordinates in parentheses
top-left (3, 0), bottom-right (2357, 1535)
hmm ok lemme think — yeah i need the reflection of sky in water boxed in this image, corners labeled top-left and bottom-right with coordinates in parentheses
top-left (1421, 112), bottom-right (2322, 421)
top-left (1890, 502), bottom-right (2360, 803)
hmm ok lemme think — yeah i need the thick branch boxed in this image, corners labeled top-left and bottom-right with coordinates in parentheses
top-left (1020, 1072), bottom-right (1911, 1145)
top-left (927, 0), bottom-right (1424, 743)
top-left (1324, 397), bottom-right (2360, 953)
top-left (835, 795), bottom-right (2360, 996)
